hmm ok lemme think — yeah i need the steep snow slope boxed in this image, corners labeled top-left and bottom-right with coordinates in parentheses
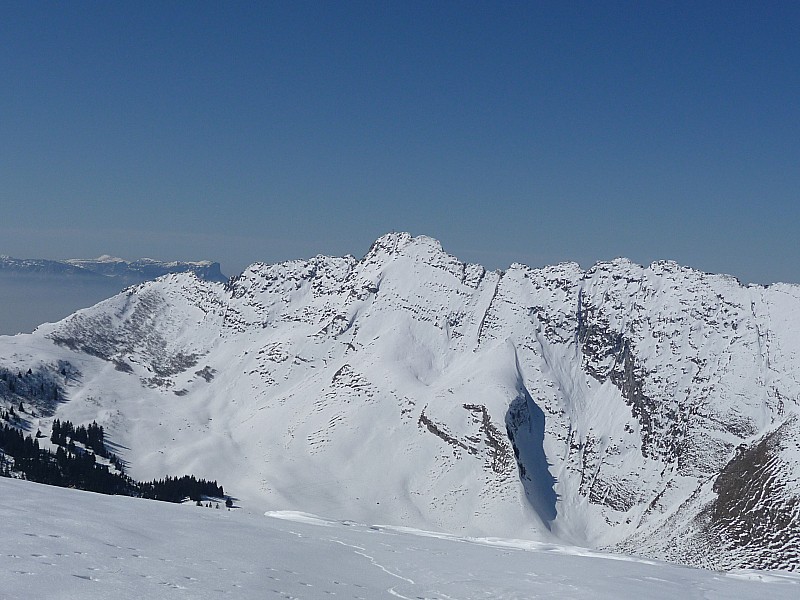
top-left (3, 478), bottom-right (799, 600)
top-left (1, 233), bottom-right (799, 570)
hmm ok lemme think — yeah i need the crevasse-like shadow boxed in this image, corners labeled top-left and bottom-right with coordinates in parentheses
top-left (506, 385), bottom-right (558, 526)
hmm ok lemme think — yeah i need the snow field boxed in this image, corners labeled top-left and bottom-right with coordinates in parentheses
top-left (2, 478), bottom-right (799, 599)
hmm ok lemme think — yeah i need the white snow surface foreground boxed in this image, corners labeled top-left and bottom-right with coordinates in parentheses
top-left (2, 232), bottom-right (800, 571)
top-left (2, 479), bottom-right (799, 600)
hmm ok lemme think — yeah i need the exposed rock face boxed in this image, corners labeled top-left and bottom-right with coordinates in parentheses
top-left (616, 416), bottom-right (800, 572)
top-left (710, 416), bottom-right (800, 570)
top-left (1, 233), bottom-right (799, 571)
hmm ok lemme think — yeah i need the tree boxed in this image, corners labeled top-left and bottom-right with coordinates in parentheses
top-left (51, 419), bottom-right (61, 445)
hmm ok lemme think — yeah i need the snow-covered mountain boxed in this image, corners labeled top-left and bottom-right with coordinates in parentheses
top-left (1, 233), bottom-right (798, 571)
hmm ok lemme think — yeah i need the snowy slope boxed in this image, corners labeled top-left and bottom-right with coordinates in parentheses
top-left (2, 478), bottom-right (799, 600)
top-left (1, 233), bottom-right (799, 570)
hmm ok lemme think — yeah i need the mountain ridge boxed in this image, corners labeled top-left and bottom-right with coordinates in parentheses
top-left (1, 232), bottom-right (798, 571)
top-left (0, 254), bottom-right (226, 283)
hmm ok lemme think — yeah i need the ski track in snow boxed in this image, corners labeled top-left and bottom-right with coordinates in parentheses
top-left (2, 479), bottom-right (800, 600)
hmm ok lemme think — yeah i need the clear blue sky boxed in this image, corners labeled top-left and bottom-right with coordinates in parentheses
top-left (2, 1), bottom-right (798, 283)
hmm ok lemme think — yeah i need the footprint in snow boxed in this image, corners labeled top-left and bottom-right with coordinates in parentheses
top-left (159, 581), bottom-right (187, 589)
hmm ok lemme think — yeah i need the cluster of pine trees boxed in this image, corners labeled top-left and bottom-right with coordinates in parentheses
top-left (51, 419), bottom-right (107, 456)
top-left (0, 422), bottom-right (130, 494)
top-left (0, 414), bottom-right (227, 504)
top-left (0, 366), bottom-right (61, 412)
top-left (0, 423), bottom-right (41, 475)
top-left (139, 475), bottom-right (224, 503)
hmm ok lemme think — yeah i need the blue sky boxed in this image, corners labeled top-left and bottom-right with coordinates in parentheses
top-left (2, 1), bottom-right (798, 283)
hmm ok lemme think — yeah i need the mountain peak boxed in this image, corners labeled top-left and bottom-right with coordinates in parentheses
top-left (91, 255), bottom-right (127, 263)
top-left (365, 232), bottom-right (445, 259)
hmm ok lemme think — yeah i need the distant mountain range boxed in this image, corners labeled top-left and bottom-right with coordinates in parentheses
top-left (1, 233), bottom-right (798, 572)
top-left (0, 255), bottom-right (226, 334)
top-left (0, 255), bottom-right (226, 284)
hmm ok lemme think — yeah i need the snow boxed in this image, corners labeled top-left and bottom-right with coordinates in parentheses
top-left (87, 255), bottom-right (126, 263)
top-left (1, 232), bottom-right (800, 570)
top-left (2, 478), bottom-right (798, 600)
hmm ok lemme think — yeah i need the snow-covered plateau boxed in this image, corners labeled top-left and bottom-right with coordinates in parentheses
top-left (1, 232), bottom-right (799, 574)
top-left (2, 478), bottom-right (799, 599)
